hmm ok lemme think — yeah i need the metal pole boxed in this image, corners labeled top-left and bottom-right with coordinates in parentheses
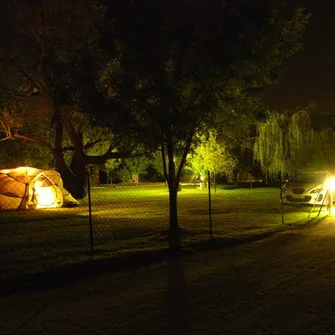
top-left (280, 176), bottom-right (284, 224)
top-left (317, 189), bottom-right (328, 217)
top-left (208, 170), bottom-right (213, 237)
top-left (87, 170), bottom-right (94, 257)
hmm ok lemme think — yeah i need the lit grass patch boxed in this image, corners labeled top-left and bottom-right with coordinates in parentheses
top-left (0, 184), bottom-right (328, 283)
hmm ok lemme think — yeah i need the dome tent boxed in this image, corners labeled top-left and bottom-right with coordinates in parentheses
top-left (0, 167), bottom-right (79, 210)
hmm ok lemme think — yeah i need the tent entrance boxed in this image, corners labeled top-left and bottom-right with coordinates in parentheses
top-left (28, 172), bottom-right (63, 209)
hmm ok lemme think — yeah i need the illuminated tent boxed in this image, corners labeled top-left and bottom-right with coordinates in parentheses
top-left (0, 167), bottom-right (79, 210)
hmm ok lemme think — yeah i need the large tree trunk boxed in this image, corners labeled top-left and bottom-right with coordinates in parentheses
top-left (167, 177), bottom-right (182, 254)
top-left (92, 165), bottom-right (101, 185)
top-left (53, 110), bottom-right (130, 199)
top-left (164, 137), bottom-right (182, 254)
top-left (162, 127), bottom-right (196, 254)
top-left (165, 136), bottom-right (180, 233)
top-left (54, 152), bottom-right (87, 199)
top-left (168, 178), bottom-right (179, 232)
top-left (69, 152), bottom-right (87, 197)
top-left (53, 110), bottom-right (87, 199)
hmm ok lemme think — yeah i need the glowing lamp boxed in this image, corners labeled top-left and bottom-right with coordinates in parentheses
top-left (34, 181), bottom-right (57, 208)
top-left (327, 178), bottom-right (335, 191)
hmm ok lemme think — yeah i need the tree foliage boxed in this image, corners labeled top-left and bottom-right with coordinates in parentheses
top-left (0, 0), bottom-right (310, 235)
top-left (97, 0), bottom-right (309, 231)
top-left (0, 0), bottom-right (137, 198)
top-left (187, 131), bottom-right (237, 179)
top-left (254, 109), bottom-right (335, 179)
top-left (120, 156), bottom-right (153, 182)
top-left (0, 139), bottom-right (53, 169)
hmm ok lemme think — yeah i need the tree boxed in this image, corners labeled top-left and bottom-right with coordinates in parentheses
top-left (187, 131), bottom-right (237, 180)
top-left (0, 138), bottom-right (53, 169)
top-left (0, 0), bottom-right (137, 198)
top-left (98, 0), bottom-right (310, 236)
top-left (120, 156), bottom-right (153, 183)
top-left (253, 109), bottom-right (335, 180)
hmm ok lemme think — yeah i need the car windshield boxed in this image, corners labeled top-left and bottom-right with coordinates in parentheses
top-left (290, 173), bottom-right (327, 184)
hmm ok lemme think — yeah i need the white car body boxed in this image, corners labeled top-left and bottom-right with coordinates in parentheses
top-left (282, 171), bottom-right (333, 205)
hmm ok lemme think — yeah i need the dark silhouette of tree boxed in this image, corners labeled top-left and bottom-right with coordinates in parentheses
top-left (0, 0), bottom-right (136, 198)
top-left (0, 0), bottom-right (310, 247)
top-left (96, 0), bottom-right (310, 238)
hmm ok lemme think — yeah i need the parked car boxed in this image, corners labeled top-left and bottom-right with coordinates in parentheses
top-left (282, 171), bottom-right (335, 205)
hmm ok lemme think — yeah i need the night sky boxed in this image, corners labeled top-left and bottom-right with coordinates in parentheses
top-left (264, 0), bottom-right (335, 115)
top-left (1, 1), bottom-right (333, 115)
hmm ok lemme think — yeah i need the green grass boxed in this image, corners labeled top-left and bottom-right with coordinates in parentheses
top-left (0, 184), bottom-right (328, 285)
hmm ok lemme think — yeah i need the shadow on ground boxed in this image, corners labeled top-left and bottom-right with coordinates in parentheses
top-left (0, 216), bottom-right (326, 297)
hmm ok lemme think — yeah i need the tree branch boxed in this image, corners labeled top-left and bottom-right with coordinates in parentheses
top-left (0, 86), bottom-right (35, 99)
top-left (62, 145), bottom-right (75, 152)
top-left (0, 119), bottom-right (11, 136)
top-left (176, 127), bottom-right (196, 183)
top-left (11, 59), bottom-right (36, 97)
top-left (84, 150), bottom-right (132, 166)
top-left (0, 136), bottom-right (12, 142)
top-left (8, 133), bottom-right (53, 150)
top-left (60, 112), bottom-right (84, 156)
top-left (84, 139), bottom-right (103, 151)
top-left (161, 134), bottom-right (168, 182)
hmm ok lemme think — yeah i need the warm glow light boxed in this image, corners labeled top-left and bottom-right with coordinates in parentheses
top-left (327, 178), bottom-right (335, 191)
top-left (34, 181), bottom-right (57, 208)
top-left (0, 169), bottom-right (12, 174)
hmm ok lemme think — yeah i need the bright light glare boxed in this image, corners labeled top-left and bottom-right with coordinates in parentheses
top-left (34, 181), bottom-right (56, 208)
top-left (327, 178), bottom-right (335, 191)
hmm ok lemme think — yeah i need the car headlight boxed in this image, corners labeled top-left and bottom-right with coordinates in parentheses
top-left (327, 178), bottom-right (335, 191)
top-left (310, 188), bottom-right (324, 194)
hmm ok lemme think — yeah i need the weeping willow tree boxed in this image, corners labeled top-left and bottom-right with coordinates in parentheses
top-left (254, 110), bottom-right (335, 180)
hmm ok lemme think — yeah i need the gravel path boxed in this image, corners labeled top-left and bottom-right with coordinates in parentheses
top-left (2, 218), bottom-right (335, 335)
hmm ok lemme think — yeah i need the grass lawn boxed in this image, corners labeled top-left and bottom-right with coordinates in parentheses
top-left (0, 184), bottom-right (328, 286)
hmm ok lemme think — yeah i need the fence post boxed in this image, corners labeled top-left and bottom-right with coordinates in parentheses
top-left (280, 175), bottom-right (285, 224)
top-left (208, 170), bottom-right (213, 237)
top-left (87, 170), bottom-right (94, 257)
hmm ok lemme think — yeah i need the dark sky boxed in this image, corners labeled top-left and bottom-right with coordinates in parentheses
top-left (1, 1), bottom-right (332, 115)
top-left (264, 0), bottom-right (335, 114)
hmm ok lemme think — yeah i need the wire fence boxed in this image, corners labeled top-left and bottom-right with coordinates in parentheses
top-left (0, 168), bottom-right (329, 285)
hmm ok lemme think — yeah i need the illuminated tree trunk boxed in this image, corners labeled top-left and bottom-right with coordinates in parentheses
top-left (53, 110), bottom-right (129, 199)
top-left (92, 166), bottom-right (101, 185)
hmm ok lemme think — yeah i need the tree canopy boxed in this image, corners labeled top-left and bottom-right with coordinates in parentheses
top-left (187, 131), bottom-right (237, 179)
top-left (96, 0), bottom-right (309, 230)
top-left (0, 0), bottom-right (310, 234)
top-left (0, 0), bottom-right (137, 198)
top-left (253, 109), bottom-right (335, 179)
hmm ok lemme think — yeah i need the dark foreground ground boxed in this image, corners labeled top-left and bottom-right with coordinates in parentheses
top-left (2, 217), bottom-right (335, 335)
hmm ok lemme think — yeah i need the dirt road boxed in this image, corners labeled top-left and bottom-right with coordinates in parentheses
top-left (2, 218), bottom-right (335, 335)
